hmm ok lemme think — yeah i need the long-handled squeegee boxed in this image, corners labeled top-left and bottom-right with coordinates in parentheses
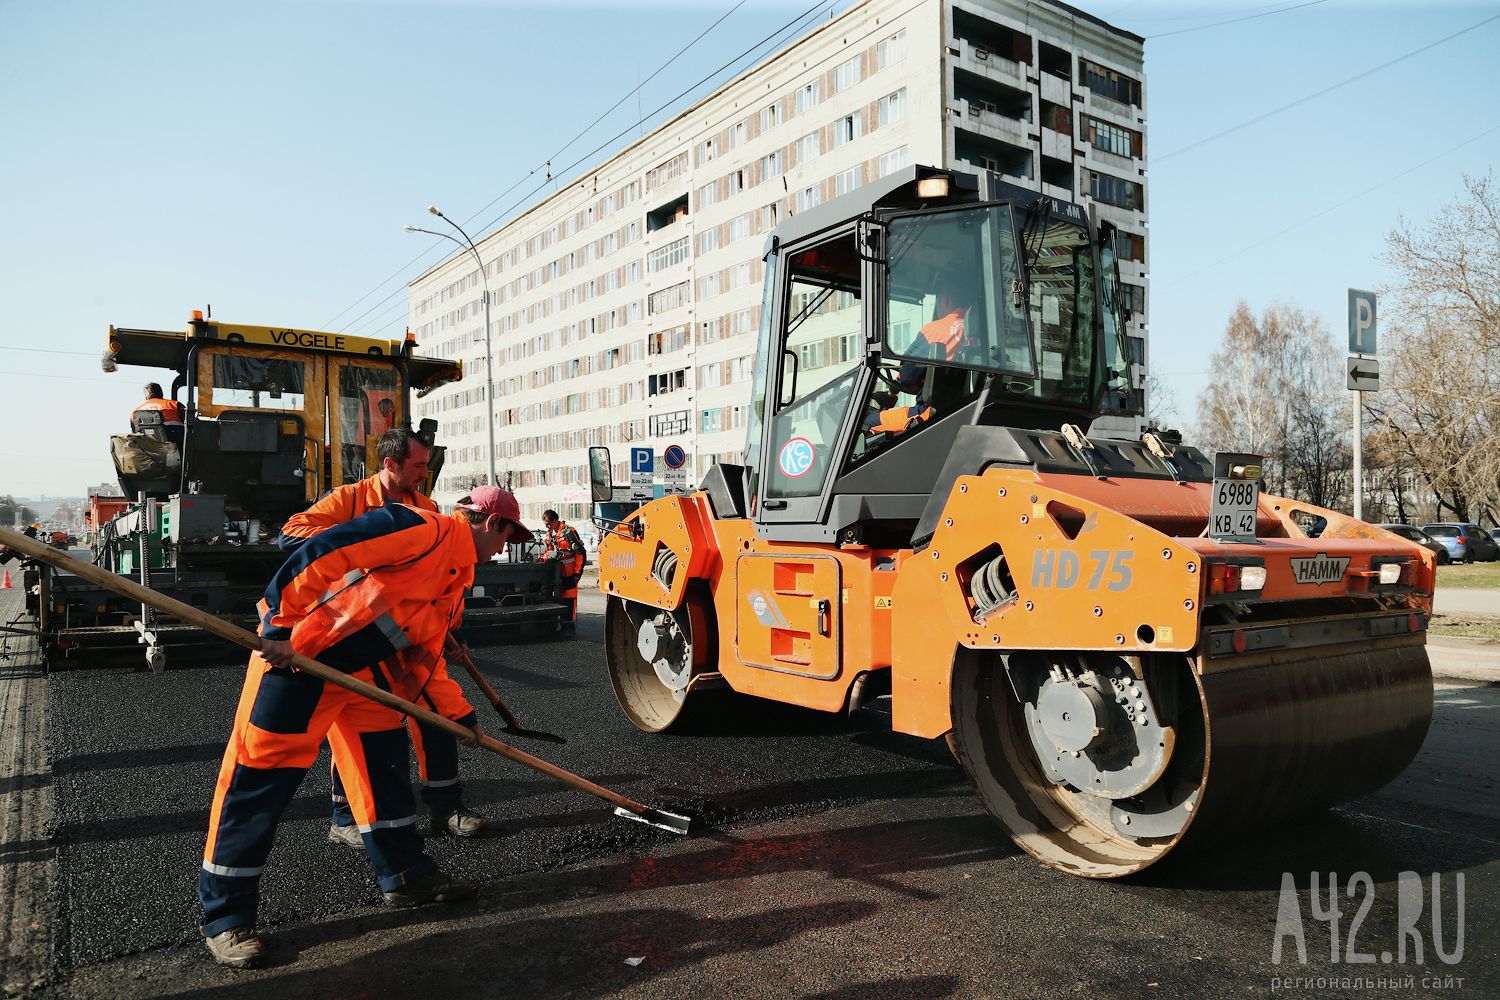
top-left (0, 526), bottom-right (690, 836)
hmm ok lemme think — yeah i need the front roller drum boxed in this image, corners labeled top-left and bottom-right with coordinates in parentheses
top-left (604, 594), bottom-right (713, 733)
top-left (948, 638), bottom-right (1433, 877)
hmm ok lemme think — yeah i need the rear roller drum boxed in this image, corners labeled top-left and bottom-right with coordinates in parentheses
top-left (605, 594), bottom-right (712, 733)
top-left (949, 641), bottom-right (1432, 877)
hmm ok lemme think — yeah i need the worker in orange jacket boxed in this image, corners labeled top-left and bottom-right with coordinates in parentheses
top-left (280, 428), bottom-right (490, 843)
top-left (131, 381), bottom-right (185, 443)
top-left (865, 294), bottom-right (970, 435)
top-left (199, 486), bottom-right (531, 968)
top-left (540, 509), bottom-right (585, 633)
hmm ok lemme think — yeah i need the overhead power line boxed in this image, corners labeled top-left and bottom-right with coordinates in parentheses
top-left (338, 0), bottom-right (843, 341)
top-left (323, 0), bottom-right (761, 333)
top-left (1146, 0), bottom-right (1328, 39)
top-left (0, 345), bottom-right (98, 357)
top-left (1158, 11), bottom-right (1500, 162)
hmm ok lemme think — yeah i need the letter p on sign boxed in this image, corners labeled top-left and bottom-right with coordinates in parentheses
top-left (1348, 289), bottom-right (1377, 355)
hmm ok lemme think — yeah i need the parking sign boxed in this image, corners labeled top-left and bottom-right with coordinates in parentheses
top-left (630, 447), bottom-right (654, 501)
top-left (1348, 289), bottom-right (1377, 355)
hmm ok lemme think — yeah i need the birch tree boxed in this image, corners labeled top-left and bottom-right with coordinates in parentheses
top-left (1370, 173), bottom-right (1500, 526)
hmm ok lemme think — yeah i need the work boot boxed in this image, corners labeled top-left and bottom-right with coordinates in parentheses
top-left (204, 926), bottom-right (267, 969)
top-left (382, 870), bottom-right (479, 909)
top-left (432, 806), bottom-right (488, 838)
top-left (327, 823), bottom-right (363, 850)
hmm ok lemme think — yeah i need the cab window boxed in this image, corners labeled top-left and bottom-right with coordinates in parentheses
top-left (210, 355), bottom-right (307, 411)
top-left (764, 233), bottom-right (862, 500)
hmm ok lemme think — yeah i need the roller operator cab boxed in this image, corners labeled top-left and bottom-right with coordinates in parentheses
top-left (594, 166), bottom-right (1436, 878)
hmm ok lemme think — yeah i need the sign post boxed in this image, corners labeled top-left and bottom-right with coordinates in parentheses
top-left (661, 444), bottom-right (688, 495)
top-left (629, 447), bottom-right (654, 502)
top-left (1347, 289), bottom-right (1378, 521)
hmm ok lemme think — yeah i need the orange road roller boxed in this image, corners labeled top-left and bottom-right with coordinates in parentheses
top-left (592, 166), bottom-right (1434, 877)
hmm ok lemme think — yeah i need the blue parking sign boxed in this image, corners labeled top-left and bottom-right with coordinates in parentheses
top-left (631, 447), bottom-right (654, 473)
top-left (1348, 289), bottom-right (1377, 355)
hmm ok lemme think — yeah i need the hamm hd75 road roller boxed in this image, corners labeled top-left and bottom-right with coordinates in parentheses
top-left (591, 166), bottom-right (1434, 878)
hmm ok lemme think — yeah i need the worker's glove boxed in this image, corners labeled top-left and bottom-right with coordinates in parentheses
top-left (259, 637), bottom-right (297, 669)
top-left (460, 722), bottom-right (486, 748)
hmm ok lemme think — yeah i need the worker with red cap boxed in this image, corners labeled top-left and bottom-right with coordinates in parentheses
top-left (280, 428), bottom-right (496, 846)
top-left (199, 485), bottom-right (531, 968)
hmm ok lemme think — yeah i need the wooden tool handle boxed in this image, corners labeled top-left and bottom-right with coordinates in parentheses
top-left (448, 638), bottom-right (523, 729)
top-left (0, 525), bottom-right (656, 821)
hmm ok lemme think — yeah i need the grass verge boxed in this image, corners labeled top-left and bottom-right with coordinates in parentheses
top-left (1430, 613), bottom-right (1500, 641)
top-left (1435, 562), bottom-right (1500, 589)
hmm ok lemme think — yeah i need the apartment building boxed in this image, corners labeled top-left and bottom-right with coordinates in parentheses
top-left (409, 0), bottom-right (1147, 520)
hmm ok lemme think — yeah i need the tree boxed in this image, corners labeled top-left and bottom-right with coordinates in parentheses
top-left (1368, 173), bottom-right (1500, 526)
top-left (1193, 301), bottom-right (1349, 509)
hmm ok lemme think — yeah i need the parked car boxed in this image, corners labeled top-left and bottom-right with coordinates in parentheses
top-left (1491, 527), bottom-right (1500, 545)
top-left (1376, 524), bottom-right (1450, 565)
top-left (1421, 523), bottom-right (1500, 563)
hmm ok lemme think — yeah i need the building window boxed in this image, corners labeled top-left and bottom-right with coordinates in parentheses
top-left (1088, 170), bottom-right (1142, 210)
top-left (1082, 115), bottom-right (1138, 157)
top-left (697, 229), bottom-right (720, 255)
top-left (795, 80), bottom-right (821, 114)
top-left (649, 410), bottom-right (690, 436)
top-left (700, 408), bottom-right (722, 433)
top-left (835, 166), bottom-right (863, 196)
top-left (833, 112), bottom-right (862, 146)
top-left (877, 29), bottom-right (907, 69)
top-left (646, 153), bottom-right (688, 190)
top-left (1080, 59), bottom-right (1142, 107)
top-left (878, 88), bottom-right (907, 128)
top-left (796, 185), bottom-right (820, 213)
top-left (729, 120), bottom-right (746, 149)
top-left (759, 149), bottom-right (784, 180)
top-left (878, 146), bottom-right (909, 178)
top-left (760, 102), bottom-right (781, 132)
top-left (834, 55), bottom-right (862, 92)
top-left (649, 369), bottom-right (687, 396)
top-left (795, 131), bottom-right (821, 165)
top-left (648, 282), bottom-right (690, 315)
top-left (696, 137), bottom-right (717, 166)
top-left (646, 236), bottom-right (690, 272)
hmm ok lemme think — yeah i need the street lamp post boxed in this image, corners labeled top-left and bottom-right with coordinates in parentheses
top-left (403, 205), bottom-right (498, 487)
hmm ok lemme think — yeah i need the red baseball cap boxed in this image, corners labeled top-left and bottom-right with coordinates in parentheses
top-left (455, 486), bottom-right (534, 543)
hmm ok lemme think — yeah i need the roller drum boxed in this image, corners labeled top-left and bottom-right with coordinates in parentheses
top-left (949, 636), bottom-right (1433, 878)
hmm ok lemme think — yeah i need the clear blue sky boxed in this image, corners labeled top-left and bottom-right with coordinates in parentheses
top-left (2, 0), bottom-right (1496, 497)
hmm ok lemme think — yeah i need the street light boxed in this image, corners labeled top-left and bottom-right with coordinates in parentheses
top-left (404, 206), bottom-right (498, 487)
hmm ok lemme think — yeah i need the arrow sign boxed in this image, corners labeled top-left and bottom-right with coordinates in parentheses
top-left (1346, 356), bottom-right (1380, 392)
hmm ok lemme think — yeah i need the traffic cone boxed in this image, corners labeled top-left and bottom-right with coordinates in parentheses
top-left (1, 570), bottom-right (11, 589)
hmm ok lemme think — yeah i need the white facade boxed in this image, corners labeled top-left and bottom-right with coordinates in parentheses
top-left (409, 0), bottom-right (1146, 520)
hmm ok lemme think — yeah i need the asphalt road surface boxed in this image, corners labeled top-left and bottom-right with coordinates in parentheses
top-left (7, 586), bottom-right (1498, 999)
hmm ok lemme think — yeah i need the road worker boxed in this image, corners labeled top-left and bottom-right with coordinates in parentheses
top-left (131, 381), bottom-right (185, 444)
top-left (280, 428), bottom-right (496, 842)
top-left (540, 509), bottom-right (585, 633)
top-left (865, 292), bottom-right (971, 436)
top-left (200, 486), bottom-right (531, 968)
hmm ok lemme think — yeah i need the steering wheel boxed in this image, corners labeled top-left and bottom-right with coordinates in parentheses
top-left (874, 365), bottom-right (909, 391)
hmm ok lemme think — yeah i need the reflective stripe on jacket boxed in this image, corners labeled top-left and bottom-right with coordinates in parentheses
top-left (258, 505), bottom-right (476, 702)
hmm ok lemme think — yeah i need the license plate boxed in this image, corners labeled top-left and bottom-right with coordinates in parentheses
top-left (1209, 477), bottom-right (1259, 541)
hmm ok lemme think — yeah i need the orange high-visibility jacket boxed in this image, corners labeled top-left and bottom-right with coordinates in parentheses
top-left (132, 397), bottom-right (184, 430)
top-left (543, 521), bottom-right (585, 575)
top-left (259, 505), bottom-right (476, 716)
top-left (279, 476), bottom-right (437, 550)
